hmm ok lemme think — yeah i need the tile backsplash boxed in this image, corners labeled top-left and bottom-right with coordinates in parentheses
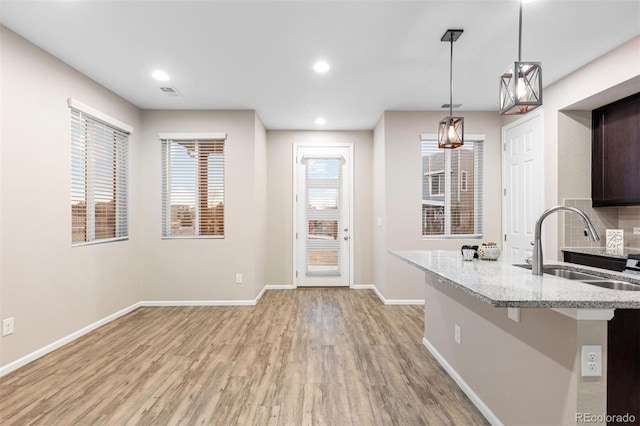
top-left (619, 206), bottom-right (640, 248)
top-left (563, 199), bottom-right (640, 248)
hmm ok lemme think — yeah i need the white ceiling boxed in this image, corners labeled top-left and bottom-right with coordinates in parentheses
top-left (1, 0), bottom-right (639, 130)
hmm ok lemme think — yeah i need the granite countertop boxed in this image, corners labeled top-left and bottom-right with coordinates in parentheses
top-left (561, 246), bottom-right (640, 260)
top-left (391, 250), bottom-right (640, 309)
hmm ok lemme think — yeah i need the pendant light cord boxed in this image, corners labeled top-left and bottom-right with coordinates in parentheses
top-left (449, 36), bottom-right (453, 117)
top-left (518, 0), bottom-right (523, 62)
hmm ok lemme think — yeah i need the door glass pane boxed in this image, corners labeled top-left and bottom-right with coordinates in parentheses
top-left (308, 188), bottom-right (338, 209)
top-left (307, 250), bottom-right (339, 273)
top-left (307, 159), bottom-right (339, 179)
top-left (308, 220), bottom-right (338, 240)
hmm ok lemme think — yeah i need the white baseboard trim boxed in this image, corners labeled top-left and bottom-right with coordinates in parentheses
top-left (0, 302), bottom-right (142, 377)
top-left (385, 299), bottom-right (425, 305)
top-left (353, 285), bottom-right (424, 306)
top-left (256, 285), bottom-right (295, 301)
top-left (350, 284), bottom-right (375, 290)
top-left (140, 300), bottom-right (257, 307)
top-left (263, 285), bottom-right (296, 290)
top-left (422, 337), bottom-right (502, 426)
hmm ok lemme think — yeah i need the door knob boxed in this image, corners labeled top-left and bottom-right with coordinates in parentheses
top-left (344, 236), bottom-right (349, 240)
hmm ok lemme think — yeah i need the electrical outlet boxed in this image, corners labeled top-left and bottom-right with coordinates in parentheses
top-left (235, 274), bottom-right (243, 284)
top-left (454, 324), bottom-right (461, 344)
top-left (2, 318), bottom-right (14, 336)
top-left (581, 345), bottom-right (602, 377)
top-left (633, 227), bottom-right (640, 235)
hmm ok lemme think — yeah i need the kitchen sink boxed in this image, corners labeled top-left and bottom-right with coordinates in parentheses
top-left (515, 264), bottom-right (600, 280)
top-left (514, 264), bottom-right (640, 291)
top-left (541, 267), bottom-right (600, 280)
top-left (580, 280), bottom-right (640, 291)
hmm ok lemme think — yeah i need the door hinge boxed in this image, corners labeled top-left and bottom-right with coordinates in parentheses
top-left (504, 234), bottom-right (507, 242)
top-left (503, 188), bottom-right (507, 196)
top-left (295, 270), bottom-right (298, 278)
top-left (296, 194), bottom-right (298, 202)
top-left (296, 232), bottom-right (298, 240)
top-left (503, 143), bottom-right (506, 152)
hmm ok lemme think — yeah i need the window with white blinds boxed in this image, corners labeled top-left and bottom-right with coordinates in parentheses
top-left (71, 106), bottom-right (129, 245)
top-left (421, 137), bottom-right (483, 238)
top-left (161, 134), bottom-right (226, 238)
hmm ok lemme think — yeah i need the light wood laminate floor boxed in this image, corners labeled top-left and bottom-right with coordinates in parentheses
top-left (0, 289), bottom-right (488, 425)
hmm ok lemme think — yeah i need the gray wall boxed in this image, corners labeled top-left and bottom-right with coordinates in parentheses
top-left (138, 110), bottom-right (267, 301)
top-left (1, 27), bottom-right (143, 365)
top-left (265, 130), bottom-right (374, 286)
top-left (373, 111), bottom-right (503, 301)
top-left (543, 36), bottom-right (640, 259)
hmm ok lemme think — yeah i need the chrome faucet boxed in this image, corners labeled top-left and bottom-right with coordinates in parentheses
top-left (532, 206), bottom-right (600, 275)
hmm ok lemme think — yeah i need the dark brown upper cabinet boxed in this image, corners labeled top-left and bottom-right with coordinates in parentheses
top-left (592, 92), bottom-right (640, 207)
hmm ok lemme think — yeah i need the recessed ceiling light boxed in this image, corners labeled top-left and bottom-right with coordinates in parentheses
top-left (315, 117), bottom-right (326, 125)
top-left (313, 61), bottom-right (330, 73)
top-left (152, 70), bottom-right (170, 81)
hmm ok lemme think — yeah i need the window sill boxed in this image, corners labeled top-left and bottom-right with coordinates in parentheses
top-left (422, 234), bottom-right (483, 240)
top-left (72, 237), bottom-right (129, 247)
top-left (161, 236), bottom-right (225, 240)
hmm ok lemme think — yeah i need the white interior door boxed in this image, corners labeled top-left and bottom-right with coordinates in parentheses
top-left (294, 145), bottom-right (352, 287)
top-left (502, 110), bottom-right (544, 263)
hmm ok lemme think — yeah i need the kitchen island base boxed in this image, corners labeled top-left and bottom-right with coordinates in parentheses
top-left (423, 271), bottom-right (608, 426)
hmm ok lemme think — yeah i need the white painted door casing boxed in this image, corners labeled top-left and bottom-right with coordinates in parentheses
top-left (294, 144), bottom-right (353, 287)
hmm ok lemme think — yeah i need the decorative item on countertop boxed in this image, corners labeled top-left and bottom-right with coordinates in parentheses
top-left (460, 245), bottom-right (479, 259)
top-left (606, 229), bottom-right (624, 255)
top-left (478, 242), bottom-right (501, 260)
top-left (462, 249), bottom-right (475, 261)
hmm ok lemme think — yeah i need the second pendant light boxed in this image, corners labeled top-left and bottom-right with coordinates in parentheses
top-left (438, 29), bottom-right (464, 149)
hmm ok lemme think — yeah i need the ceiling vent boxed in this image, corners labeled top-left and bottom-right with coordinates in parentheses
top-left (441, 103), bottom-right (462, 108)
top-left (160, 86), bottom-right (182, 97)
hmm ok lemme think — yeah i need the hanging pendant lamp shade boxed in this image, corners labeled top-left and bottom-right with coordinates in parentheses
top-left (438, 116), bottom-right (464, 149)
top-left (438, 29), bottom-right (464, 149)
top-left (499, 0), bottom-right (542, 115)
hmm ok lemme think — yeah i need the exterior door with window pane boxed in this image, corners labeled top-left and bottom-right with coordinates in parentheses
top-left (295, 146), bottom-right (351, 287)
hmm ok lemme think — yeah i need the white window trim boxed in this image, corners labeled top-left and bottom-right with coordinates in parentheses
top-left (160, 133), bottom-right (227, 239)
top-left (158, 132), bottom-right (226, 141)
top-left (70, 102), bottom-right (130, 246)
top-left (420, 133), bottom-right (485, 240)
top-left (67, 98), bottom-right (133, 134)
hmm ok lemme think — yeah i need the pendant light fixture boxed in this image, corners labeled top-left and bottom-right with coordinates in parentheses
top-left (438, 29), bottom-right (464, 149)
top-left (499, 0), bottom-right (542, 115)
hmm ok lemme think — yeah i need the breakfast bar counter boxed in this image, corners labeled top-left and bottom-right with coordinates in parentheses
top-left (391, 249), bottom-right (639, 426)
top-left (391, 250), bottom-right (640, 309)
